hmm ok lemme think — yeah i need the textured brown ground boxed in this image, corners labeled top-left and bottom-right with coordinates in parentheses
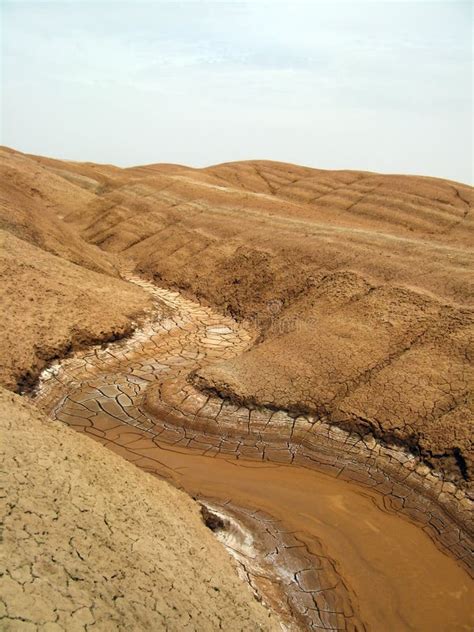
top-left (1, 145), bottom-right (473, 629)
top-left (0, 388), bottom-right (278, 631)
top-left (0, 230), bottom-right (153, 392)
top-left (10, 146), bottom-right (470, 484)
top-left (0, 147), bottom-right (156, 392)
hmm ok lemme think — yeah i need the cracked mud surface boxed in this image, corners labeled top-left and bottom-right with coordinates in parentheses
top-left (1, 389), bottom-right (279, 632)
top-left (31, 271), bottom-right (474, 631)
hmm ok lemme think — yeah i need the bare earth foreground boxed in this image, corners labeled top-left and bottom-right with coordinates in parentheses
top-left (1, 146), bottom-right (473, 631)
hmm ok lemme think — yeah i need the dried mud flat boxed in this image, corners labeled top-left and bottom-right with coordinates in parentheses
top-left (1, 146), bottom-right (474, 631)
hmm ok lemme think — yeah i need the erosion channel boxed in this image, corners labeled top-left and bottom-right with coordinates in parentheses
top-left (30, 271), bottom-right (474, 632)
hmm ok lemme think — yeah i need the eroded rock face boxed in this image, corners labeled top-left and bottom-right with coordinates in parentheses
top-left (2, 147), bottom-right (473, 479)
top-left (1, 388), bottom-right (279, 631)
top-left (195, 278), bottom-right (474, 484)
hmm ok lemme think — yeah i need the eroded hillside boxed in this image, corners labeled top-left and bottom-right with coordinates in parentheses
top-left (13, 146), bottom-right (470, 484)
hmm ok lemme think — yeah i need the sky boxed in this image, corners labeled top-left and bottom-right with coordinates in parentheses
top-left (1, 1), bottom-right (472, 183)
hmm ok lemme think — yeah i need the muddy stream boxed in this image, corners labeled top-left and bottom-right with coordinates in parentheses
top-left (31, 272), bottom-right (473, 631)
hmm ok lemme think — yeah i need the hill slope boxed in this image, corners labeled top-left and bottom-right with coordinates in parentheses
top-left (1, 388), bottom-right (277, 631)
top-left (31, 150), bottom-right (472, 485)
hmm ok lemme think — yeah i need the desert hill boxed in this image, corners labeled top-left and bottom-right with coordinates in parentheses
top-left (8, 147), bottom-right (469, 484)
top-left (1, 145), bottom-right (472, 629)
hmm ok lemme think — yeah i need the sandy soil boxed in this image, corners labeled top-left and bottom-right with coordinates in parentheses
top-left (0, 147), bottom-right (117, 275)
top-left (0, 388), bottom-right (278, 631)
top-left (0, 146), bottom-right (157, 392)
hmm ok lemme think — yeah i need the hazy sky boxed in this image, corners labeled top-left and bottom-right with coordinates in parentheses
top-left (1, 1), bottom-right (472, 183)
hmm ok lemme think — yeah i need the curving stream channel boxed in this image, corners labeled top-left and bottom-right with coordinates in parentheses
top-left (31, 272), bottom-right (473, 631)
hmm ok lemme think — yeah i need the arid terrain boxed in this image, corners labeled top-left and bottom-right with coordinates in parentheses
top-left (1, 145), bottom-right (473, 631)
